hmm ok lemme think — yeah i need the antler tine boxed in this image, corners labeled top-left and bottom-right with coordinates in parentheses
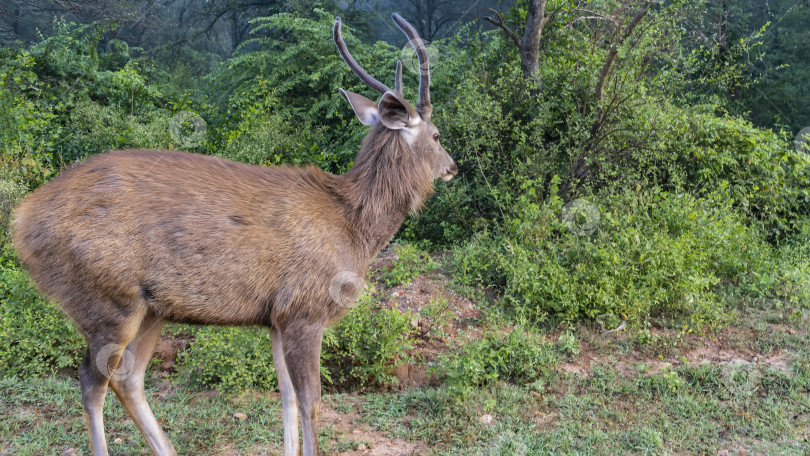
top-left (391, 13), bottom-right (432, 119)
top-left (395, 60), bottom-right (403, 95)
top-left (333, 17), bottom-right (392, 95)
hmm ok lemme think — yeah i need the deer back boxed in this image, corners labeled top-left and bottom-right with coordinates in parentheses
top-left (12, 149), bottom-right (359, 328)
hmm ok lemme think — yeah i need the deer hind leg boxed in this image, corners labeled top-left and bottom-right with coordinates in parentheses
top-left (78, 304), bottom-right (147, 456)
top-left (108, 310), bottom-right (177, 456)
top-left (281, 324), bottom-right (324, 456)
top-left (271, 327), bottom-right (301, 456)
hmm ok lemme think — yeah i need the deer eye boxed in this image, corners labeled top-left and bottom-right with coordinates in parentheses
top-left (432, 133), bottom-right (440, 142)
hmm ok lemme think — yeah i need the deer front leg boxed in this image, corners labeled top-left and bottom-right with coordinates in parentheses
top-left (281, 324), bottom-right (324, 456)
top-left (271, 327), bottom-right (300, 456)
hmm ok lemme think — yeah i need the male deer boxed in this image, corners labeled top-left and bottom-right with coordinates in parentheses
top-left (12, 13), bottom-right (455, 456)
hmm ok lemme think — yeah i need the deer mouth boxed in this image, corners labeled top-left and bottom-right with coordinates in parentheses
top-left (441, 163), bottom-right (458, 181)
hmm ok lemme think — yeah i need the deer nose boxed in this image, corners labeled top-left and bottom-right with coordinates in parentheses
top-left (441, 161), bottom-right (458, 181)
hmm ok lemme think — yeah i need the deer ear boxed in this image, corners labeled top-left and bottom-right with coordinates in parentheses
top-left (377, 91), bottom-right (419, 130)
top-left (339, 89), bottom-right (379, 126)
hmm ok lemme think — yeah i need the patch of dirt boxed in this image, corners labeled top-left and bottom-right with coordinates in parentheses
top-left (319, 403), bottom-right (428, 456)
top-left (368, 248), bottom-right (484, 388)
top-left (153, 336), bottom-right (191, 372)
top-left (557, 326), bottom-right (797, 379)
top-left (390, 363), bottom-right (440, 388)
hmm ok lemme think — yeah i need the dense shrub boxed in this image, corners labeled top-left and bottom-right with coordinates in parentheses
top-left (208, 11), bottom-right (400, 172)
top-left (175, 326), bottom-right (278, 392)
top-left (323, 289), bottom-right (416, 388)
top-left (776, 223), bottom-right (810, 306)
top-left (440, 329), bottom-right (557, 395)
top-left (377, 244), bottom-right (439, 287)
top-left (454, 183), bottom-right (784, 329)
top-left (0, 261), bottom-right (84, 378)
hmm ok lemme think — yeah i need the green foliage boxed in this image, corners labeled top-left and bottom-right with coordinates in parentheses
top-left (0, 178), bottom-right (26, 247)
top-left (216, 80), bottom-right (332, 168)
top-left (660, 109), bottom-right (810, 239)
top-left (208, 10), bottom-right (400, 172)
top-left (776, 223), bottom-right (810, 306)
top-left (419, 294), bottom-right (453, 339)
top-left (556, 329), bottom-right (581, 357)
top-left (0, 20), bottom-right (175, 169)
top-left (0, 260), bottom-right (84, 378)
top-left (324, 290), bottom-right (416, 388)
top-left (636, 368), bottom-right (686, 397)
top-left (175, 326), bottom-right (278, 393)
top-left (0, 50), bottom-right (57, 188)
top-left (455, 184), bottom-right (783, 329)
top-left (379, 244), bottom-right (439, 287)
top-left (440, 329), bottom-right (557, 395)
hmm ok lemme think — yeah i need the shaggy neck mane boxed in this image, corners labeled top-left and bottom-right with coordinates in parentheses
top-left (337, 124), bottom-right (435, 258)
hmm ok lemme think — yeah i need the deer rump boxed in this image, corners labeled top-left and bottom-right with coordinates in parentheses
top-left (13, 149), bottom-right (355, 330)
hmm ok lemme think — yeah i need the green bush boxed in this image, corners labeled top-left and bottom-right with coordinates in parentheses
top-left (776, 223), bottom-right (810, 306)
top-left (455, 183), bottom-right (781, 329)
top-left (208, 10), bottom-right (399, 172)
top-left (0, 261), bottom-right (84, 378)
top-left (379, 244), bottom-right (439, 287)
top-left (58, 100), bottom-right (172, 161)
top-left (216, 81), bottom-right (332, 168)
top-left (0, 179), bottom-right (26, 248)
top-left (440, 329), bottom-right (557, 395)
top-left (323, 290), bottom-right (416, 388)
top-left (175, 326), bottom-right (278, 393)
top-left (661, 110), bottom-right (810, 239)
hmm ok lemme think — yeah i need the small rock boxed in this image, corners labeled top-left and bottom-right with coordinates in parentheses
top-left (357, 443), bottom-right (367, 451)
top-left (113, 437), bottom-right (123, 444)
top-left (352, 429), bottom-right (361, 434)
top-left (233, 412), bottom-right (248, 421)
top-left (479, 414), bottom-right (494, 425)
top-left (392, 292), bottom-right (399, 297)
top-left (410, 317), bottom-right (420, 329)
top-left (739, 449), bottom-right (746, 456)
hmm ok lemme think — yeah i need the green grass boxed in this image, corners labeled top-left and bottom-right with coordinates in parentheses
top-left (0, 376), bottom-right (286, 455)
top-left (1, 307), bottom-right (808, 455)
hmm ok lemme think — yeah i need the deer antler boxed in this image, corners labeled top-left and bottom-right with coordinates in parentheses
top-left (394, 60), bottom-right (403, 95)
top-left (391, 13), bottom-right (432, 120)
top-left (333, 17), bottom-right (393, 95)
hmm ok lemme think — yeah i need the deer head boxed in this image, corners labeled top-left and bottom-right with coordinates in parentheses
top-left (333, 13), bottom-right (457, 182)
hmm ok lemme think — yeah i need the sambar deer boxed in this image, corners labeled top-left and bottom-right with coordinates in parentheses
top-left (12, 13), bottom-right (455, 456)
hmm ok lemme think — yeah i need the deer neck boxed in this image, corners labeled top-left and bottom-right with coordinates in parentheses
top-left (338, 130), bottom-right (433, 260)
